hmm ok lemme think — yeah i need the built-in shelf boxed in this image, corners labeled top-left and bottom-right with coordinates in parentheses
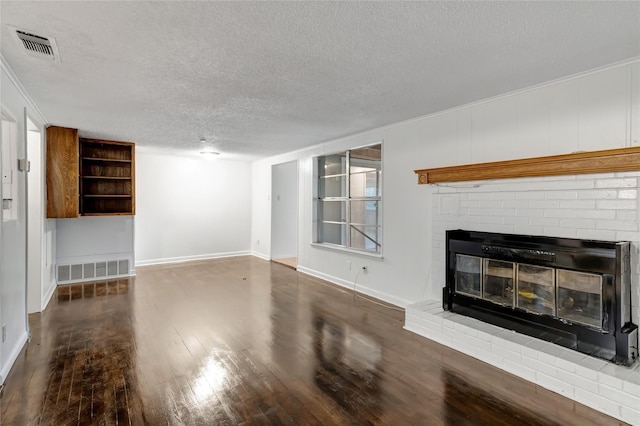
top-left (82, 157), bottom-right (132, 163)
top-left (83, 195), bottom-right (132, 198)
top-left (82, 176), bottom-right (131, 180)
top-left (46, 126), bottom-right (136, 217)
top-left (414, 146), bottom-right (640, 184)
top-left (80, 138), bottom-right (135, 215)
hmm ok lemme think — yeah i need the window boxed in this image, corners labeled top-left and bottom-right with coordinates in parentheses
top-left (314, 143), bottom-right (382, 254)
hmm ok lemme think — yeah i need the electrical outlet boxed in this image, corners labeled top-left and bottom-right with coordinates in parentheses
top-left (347, 261), bottom-right (351, 270)
top-left (2, 325), bottom-right (6, 343)
top-left (362, 266), bottom-right (368, 274)
top-left (256, 240), bottom-right (260, 246)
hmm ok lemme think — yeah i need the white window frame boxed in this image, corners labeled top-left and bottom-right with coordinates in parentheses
top-left (312, 142), bottom-right (382, 257)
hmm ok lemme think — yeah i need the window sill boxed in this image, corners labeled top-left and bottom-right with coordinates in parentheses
top-left (310, 242), bottom-right (383, 259)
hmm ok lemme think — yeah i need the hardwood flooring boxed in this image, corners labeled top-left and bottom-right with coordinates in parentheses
top-left (271, 258), bottom-right (297, 270)
top-left (0, 256), bottom-right (626, 425)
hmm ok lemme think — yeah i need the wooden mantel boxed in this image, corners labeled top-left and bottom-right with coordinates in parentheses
top-left (414, 146), bottom-right (640, 184)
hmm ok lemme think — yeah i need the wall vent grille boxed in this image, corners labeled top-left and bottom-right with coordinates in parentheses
top-left (83, 263), bottom-right (95, 279)
top-left (70, 264), bottom-right (83, 281)
top-left (57, 259), bottom-right (131, 284)
top-left (96, 262), bottom-right (107, 278)
top-left (57, 265), bottom-right (70, 282)
top-left (10, 26), bottom-right (60, 62)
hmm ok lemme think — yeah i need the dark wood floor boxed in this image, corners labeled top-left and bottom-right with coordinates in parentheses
top-left (0, 256), bottom-right (626, 425)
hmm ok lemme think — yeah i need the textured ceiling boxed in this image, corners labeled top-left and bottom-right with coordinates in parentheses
top-left (1, 1), bottom-right (639, 160)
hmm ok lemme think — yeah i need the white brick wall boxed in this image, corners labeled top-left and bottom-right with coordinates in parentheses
top-left (410, 171), bottom-right (640, 423)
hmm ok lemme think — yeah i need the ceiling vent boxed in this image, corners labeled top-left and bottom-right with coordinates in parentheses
top-left (9, 26), bottom-right (60, 63)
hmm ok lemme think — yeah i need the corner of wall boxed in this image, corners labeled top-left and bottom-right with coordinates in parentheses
top-left (0, 330), bottom-right (28, 386)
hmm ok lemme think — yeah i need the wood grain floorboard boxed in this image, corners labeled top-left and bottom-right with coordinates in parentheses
top-left (0, 256), bottom-right (628, 425)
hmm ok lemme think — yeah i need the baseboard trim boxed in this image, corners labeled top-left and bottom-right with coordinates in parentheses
top-left (41, 279), bottom-right (56, 311)
top-left (136, 250), bottom-right (251, 267)
top-left (251, 251), bottom-right (271, 261)
top-left (296, 266), bottom-right (410, 308)
top-left (0, 331), bottom-right (28, 385)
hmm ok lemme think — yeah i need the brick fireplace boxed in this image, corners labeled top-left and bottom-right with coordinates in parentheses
top-left (405, 167), bottom-right (640, 424)
top-left (446, 229), bottom-right (637, 365)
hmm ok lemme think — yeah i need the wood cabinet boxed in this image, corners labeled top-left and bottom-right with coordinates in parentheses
top-left (46, 126), bottom-right (79, 218)
top-left (46, 126), bottom-right (135, 217)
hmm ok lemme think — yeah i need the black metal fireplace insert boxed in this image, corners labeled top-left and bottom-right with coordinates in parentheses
top-left (445, 230), bottom-right (638, 365)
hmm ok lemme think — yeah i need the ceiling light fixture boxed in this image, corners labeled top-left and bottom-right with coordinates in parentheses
top-left (199, 138), bottom-right (220, 158)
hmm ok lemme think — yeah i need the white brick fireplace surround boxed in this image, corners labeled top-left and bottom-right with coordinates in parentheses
top-left (405, 171), bottom-right (640, 424)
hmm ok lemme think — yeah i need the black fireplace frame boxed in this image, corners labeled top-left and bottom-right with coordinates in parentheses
top-left (445, 230), bottom-right (638, 365)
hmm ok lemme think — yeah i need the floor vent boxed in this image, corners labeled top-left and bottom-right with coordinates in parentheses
top-left (9, 26), bottom-right (61, 62)
top-left (57, 259), bottom-right (130, 284)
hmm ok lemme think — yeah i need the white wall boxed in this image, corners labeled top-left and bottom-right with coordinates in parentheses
top-left (0, 59), bottom-right (47, 383)
top-left (56, 216), bottom-right (134, 268)
top-left (251, 60), bottom-right (640, 308)
top-left (271, 161), bottom-right (298, 259)
top-left (135, 150), bottom-right (252, 265)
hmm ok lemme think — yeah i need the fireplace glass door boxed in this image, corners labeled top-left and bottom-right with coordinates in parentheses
top-left (516, 264), bottom-right (555, 316)
top-left (455, 255), bottom-right (481, 297)
top-left (483, 260), bottom-right (515, 306)
top-left (556, 269), bottom-right (603, 329)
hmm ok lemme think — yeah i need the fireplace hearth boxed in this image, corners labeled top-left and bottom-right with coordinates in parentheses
top-left (445, 230), bottom-right (638, 365)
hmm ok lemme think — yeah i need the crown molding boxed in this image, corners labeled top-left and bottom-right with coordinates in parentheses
top-left (1, 53), bottom-right (48, 126)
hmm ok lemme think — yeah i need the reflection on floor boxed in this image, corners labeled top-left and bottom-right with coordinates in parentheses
top-left (272, 257), bottom-right (297, 270)
top-left (57, 278), bottom-right (130, 302)
top-left (0, 257), bottom-right (620, 425)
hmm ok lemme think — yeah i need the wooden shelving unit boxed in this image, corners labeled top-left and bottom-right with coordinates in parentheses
top-left (79, 138), bottom-right (135, 215)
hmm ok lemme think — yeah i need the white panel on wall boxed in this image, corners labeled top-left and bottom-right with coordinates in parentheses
top-left (517, 86), bottom-right (551, 157)
top-left (578, 66), bottom-right (629, 151)
top-left (429, 112), bottom-right (459, 166)
top-left (631, 62), bottom-right (640, 147)
top-left (547, 77), bottom-right (580, 155)
top-left (470, 104), bottom-right (486, 163)
top-left (455, 108), bottom-right (473, 165)
top-left (482, 94), bottom-right (520, 162)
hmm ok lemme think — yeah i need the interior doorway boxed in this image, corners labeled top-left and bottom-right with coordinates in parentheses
top-left (26, 117), bottom-right (49, 313)
top-left (270, 161), bottom-right (298, 269)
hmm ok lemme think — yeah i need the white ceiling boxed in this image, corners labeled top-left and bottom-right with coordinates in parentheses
top-left (1, 1), bottom-right (639, 160)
